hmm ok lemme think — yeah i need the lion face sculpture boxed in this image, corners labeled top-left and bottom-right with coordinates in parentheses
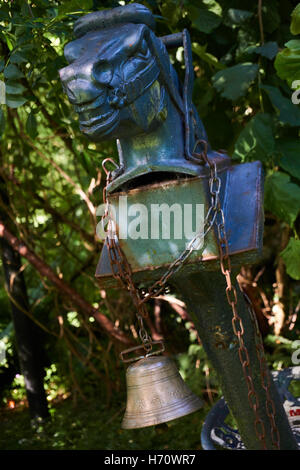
top-left (59, 4), bottom-right (214, 192)
top-left (59, 22), bottom-right (167, 141)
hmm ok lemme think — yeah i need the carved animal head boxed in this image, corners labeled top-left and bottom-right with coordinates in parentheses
top-left (59, 4), bottom-right (176, 142)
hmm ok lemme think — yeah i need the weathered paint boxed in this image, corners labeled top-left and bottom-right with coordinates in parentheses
top-left (96, 160), bottom-right (264, 287)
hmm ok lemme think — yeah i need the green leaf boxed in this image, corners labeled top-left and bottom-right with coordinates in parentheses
top-left (0, 108), bottom-right (5, 138)
top-left (187, 1), bottom-right (222, 34)
top-left (233, 113), bottom-right (275, 162)
top-left (226, 8), bottom-right (253, 25)
top-left (5, 94), bottom-right (27, 108)
top-left (3, 32), bottom-right (14, 51)
top-left (26, 112), bottom-right (37, 139)
top-left (264, 171), bottom-right (300, 226)
top-left (10, 51), bottom-right (29, 65)
top-left (262, 0), bottom-right (280, 34)
top-left (253, 41), bottom-right (278, 60)
top-left (291, 3), bottom-right (300, 35)
top-left (261, 84), bottom-right (300, 126)
top-left (276, 139), bottom-right (300, 181)
top-left (192, 9), bottom-right (222, 34)
top-left (0, 59), bottom-right (4, 73)
top-left (212, 63), bottom-right (258, 100)
top-left (160, 3), bottom-right (181, 26)
top-left (192, 43), bottom-right (224, 69)
top-left (202, 0), bottom-right (222, 16)
top-left (3, 64), bottom-right (24, 80)
top-left (280, 238), bottom-right (300, 280)
top-left (5, 81), bottom-right (27, 95)
top-left (58, 0), bottom-right (93, 14)
top-left (275, 40), bottom-right (300, 87)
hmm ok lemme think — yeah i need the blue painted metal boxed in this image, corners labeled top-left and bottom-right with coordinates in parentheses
top-left (59, 4), bottom-right (209, 194)
top-left (95, 160), bottom-right (264, 287)
top-left (201, 367), bottom-right (300, 450)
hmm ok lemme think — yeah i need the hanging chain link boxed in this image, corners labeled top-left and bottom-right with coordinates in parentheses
top-left (244, 294), bottom-right (281, 449)
top-left (202, 147), bottom-right (280, 450)
top-left (101, 141), bottom-right (280, 448)
top-left (102, 161), bottom-right (152, 353)
top-left (214, 202), bottom-right (268, 449)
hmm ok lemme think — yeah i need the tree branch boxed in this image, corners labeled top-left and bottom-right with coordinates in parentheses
top-left (0, 220), bottom-right (132, 346)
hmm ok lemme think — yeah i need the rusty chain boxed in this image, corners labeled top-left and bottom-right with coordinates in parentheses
top-left (244, 293), bottom-right (281, 449)
top-left (102, 164), bottom-right (152, 353)
top-left (101, 141), bottom-right (280, 448)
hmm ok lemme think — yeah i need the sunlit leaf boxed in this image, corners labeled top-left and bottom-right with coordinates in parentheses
top-left (264, 171), bottom-right (300, 225)
top-left (58, 0), bottom-right (93, 15)
top-left (192, 43), bottom-right (224, 69)
top-left (275, 40), bottom-right (300, 87)
top-left (187, 2), bottom-right (222, 34)
top-left (291, 3), bottom-right (300, 35)
top-left (226, 8), bottom-right (253, 26)
top-left (281, 238), bottom-right (300, 280)
top-left (233, 113), bottom-right (275, 162)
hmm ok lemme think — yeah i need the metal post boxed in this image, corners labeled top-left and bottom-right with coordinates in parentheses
top-left (171, 271), bottom-right (298, 450)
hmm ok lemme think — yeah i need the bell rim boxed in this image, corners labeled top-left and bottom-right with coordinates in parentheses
top-left (121, 393), bottom-right (203, 429)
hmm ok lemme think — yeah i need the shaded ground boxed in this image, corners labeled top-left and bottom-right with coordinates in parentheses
top-left (0, 397), bottom-right (209, 450)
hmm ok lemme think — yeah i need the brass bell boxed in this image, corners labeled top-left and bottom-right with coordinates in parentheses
top-left (121, 356), bottom-right (203, 429)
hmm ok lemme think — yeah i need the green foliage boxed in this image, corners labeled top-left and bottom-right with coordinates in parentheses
top-left (280, 238), bottom-right (300, 280)
top-left (275, 40), bottom-right (300, 87)
top-left (188, 2), bottom-right (222, 34)
top-left (261, 84), bottom-right (300, 126)
top-left (212, 63), bottom-right (259, 100)
top-left (253, 42), bottom-right (278, 60)
top-left (233, 113), bottom-right (275, 162)
top-left (291, 3), bottom-right (300, 35)
top-left (25, 112), bottom-right (38, 139)
top-left (264, 172), bottom-right (300, 226)
top-left (277, 139), bottom-right (300, 181)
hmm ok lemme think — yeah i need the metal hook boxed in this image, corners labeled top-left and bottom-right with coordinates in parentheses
top-left (102, 158), bottom-right (120, 176)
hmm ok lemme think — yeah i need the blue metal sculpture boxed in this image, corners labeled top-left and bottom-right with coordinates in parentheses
top-left (60, 3), bottom-right (298, 450)
top-left (59, 3), bottom-right (220, 193)
top-left (201, 367), bottom-right (300, 450)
